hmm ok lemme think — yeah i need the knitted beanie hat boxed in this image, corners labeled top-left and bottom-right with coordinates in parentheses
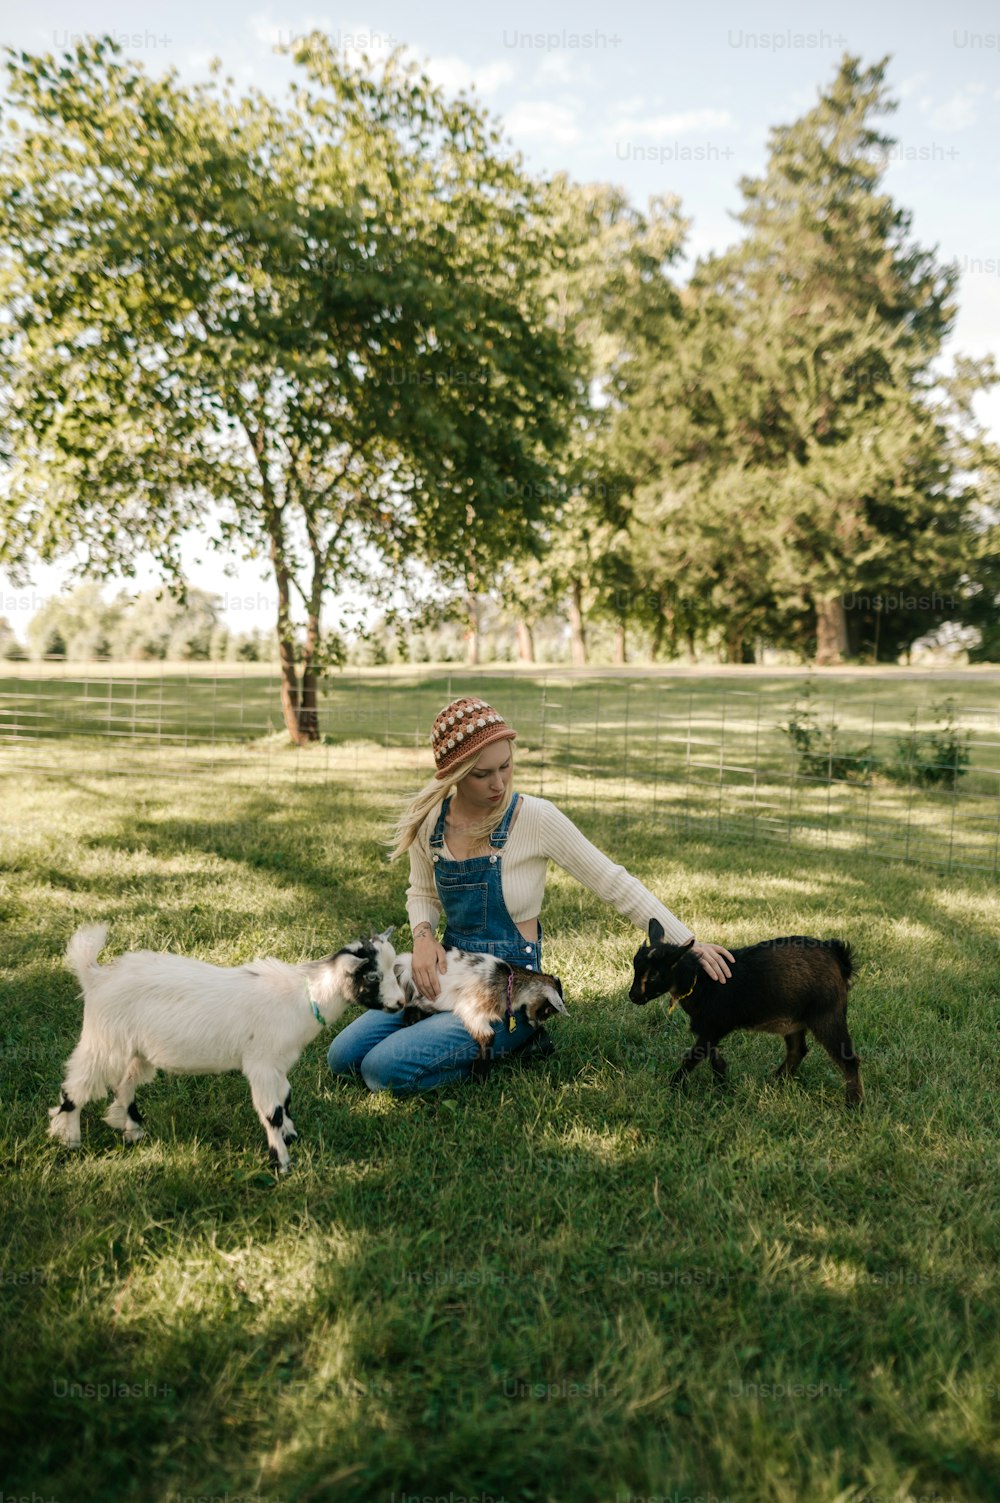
top-left (430, 696), bottom-right (517, 781)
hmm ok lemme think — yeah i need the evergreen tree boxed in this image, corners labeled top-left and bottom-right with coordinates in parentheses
top-left (625, 55), bottom-right (997, 663)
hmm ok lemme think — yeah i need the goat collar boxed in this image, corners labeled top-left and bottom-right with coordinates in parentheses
top-left (305, 982), bottom-right (323, 1024)
top-left (668, 973), bottom-right (698, 1015)
top-left (500, 961), bottom-right (517, 1032)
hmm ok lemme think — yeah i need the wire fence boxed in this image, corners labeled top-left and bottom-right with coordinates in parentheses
top-left (1, 661), bottom-right (998, 876)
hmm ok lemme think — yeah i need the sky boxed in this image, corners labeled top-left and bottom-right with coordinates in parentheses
top-left (2, 0), bottom-right (999, 636)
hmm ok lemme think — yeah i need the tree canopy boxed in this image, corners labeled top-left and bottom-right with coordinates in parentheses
top-left (1, 43), bottom-right (996, 683)
top-left (0, 34), bottom-right (578, 735)
top-left (620, 55), bottom-right (998, 663)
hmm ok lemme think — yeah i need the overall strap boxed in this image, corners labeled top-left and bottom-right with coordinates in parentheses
top-left (429, 796), bottom-right (451, 850)
top-left (489, 793), bottom-right (521, 849)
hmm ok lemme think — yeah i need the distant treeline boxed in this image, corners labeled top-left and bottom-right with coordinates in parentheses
top-left (0, 586), bottom-right (275, 663)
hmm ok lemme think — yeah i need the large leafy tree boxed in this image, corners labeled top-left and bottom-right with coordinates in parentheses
top-left (0, 35), bottom-right (574, 737)
top-left (497, 178), bottom-right (685, 664)
top-left (624, 55), bottom-right (997, 663)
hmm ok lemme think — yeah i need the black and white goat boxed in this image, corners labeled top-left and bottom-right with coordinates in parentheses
top-left (49, 923), bottom-right (404, 1170)
top-left (389, 949), bottom-right (567, 1057)
top-left (631, 920), bottom-right (862, 1106)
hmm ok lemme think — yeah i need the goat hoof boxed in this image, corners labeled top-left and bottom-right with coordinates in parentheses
top-left (48, 1114), bottom-right (81, 1148)
top-left (123, 1127), bottom-right (145, 1144)
top-left (282, 1128), bottom-right (298, 1144)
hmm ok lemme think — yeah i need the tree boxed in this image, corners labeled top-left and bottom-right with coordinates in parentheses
top-left (0, 615), bottom-right (27, 659)
top-left (22, 582), bottom-right (221, 660)
top-left (499, 178), bottom-right (686, 664)
top-left (108, 587), bottom-right (221, 660)
top-left (26, 582), bottom-right (120, 660)
top-left (0, 35), bottom-right (574, 740)
top-left (624, 55), bottom-right (998, 663)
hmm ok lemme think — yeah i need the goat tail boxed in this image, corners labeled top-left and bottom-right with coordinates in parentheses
top-left (827, 939), bottom-right (854, 988)
top-left (65, 923), bottom-right (109, 985)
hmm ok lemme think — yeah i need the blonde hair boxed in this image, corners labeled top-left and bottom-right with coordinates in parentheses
top-left (387, 744), bottom-right (516, 861)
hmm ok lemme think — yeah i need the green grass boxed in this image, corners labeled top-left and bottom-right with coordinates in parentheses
top-left (3, 664), bottom-right (999, 876)
top-left (2, 713), bottom-right (1000, 1502)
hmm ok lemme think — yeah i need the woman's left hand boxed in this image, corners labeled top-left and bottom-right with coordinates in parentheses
top-left (691, 941), bottom-right (735, 983)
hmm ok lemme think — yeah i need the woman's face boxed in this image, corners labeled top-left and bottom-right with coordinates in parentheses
top-left (459, 741), bottom-right (513, 809)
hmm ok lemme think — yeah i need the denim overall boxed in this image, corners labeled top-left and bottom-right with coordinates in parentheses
top-left (431, 793), bottom-right (543, 969)
top-left (327, 793), bottom-right (542, 1093)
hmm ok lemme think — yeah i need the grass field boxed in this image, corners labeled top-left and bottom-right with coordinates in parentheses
top-left (2, 673), bottom-right (1000, 1503)
top-left (3, 664), bottom-right (1000, 875)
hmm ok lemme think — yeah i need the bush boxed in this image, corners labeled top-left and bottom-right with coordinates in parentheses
top-left (888, 699), bottom-right (970, 789)
top-left (781, 684), bottom-right (876, 783)
top-left (66, 628), bottom-right (111, 661)
top-left (781, 687), bottom-right (971, 790)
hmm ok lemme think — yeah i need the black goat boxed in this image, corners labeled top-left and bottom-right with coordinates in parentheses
top-left (630, 920), bottom-right (862, 1106)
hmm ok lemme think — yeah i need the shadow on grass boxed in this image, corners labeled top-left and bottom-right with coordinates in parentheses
top-left (5, 766), bottom-right (1000, 1501)
top-left (10, 778), bottom-right (408, 936)
top-left (4, 988), bottom-right (997, 1503)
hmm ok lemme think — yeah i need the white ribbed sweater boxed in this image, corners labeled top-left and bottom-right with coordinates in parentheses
top-left (405, 793), bottom-right (694, 944)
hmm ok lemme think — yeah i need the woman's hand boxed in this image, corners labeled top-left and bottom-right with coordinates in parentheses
top-left (412, 932), bottom-right (448, 1000)
top-left (691, 941), bottom-right (735, 983)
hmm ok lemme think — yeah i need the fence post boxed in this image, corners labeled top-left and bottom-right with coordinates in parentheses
top-left (591, 684), bottom-right (601, 818)
top-left (621, 678), bottom-right (630, 833)
top-left (652, 694), bottom-right (661, 822)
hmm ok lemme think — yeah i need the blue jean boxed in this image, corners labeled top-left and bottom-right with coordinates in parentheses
top-left (327, 1006), bottom-right (539, 1095)
top-left (331, 789), bottom-right (544, 1094)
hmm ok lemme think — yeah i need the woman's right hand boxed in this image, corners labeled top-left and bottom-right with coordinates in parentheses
top-left (413, 933), bottom-right (448, 1000)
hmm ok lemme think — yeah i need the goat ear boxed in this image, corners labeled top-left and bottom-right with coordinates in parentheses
top-left (648, 918), bottom-right (665, 946)
top-left (544, 987), bottom-right (567, 1016)
top-left (376, 926), bottom-right (395, 943)
top-left (681, 937), bottom-right (696, 951)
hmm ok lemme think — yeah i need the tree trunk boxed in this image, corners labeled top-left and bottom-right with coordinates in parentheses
top-left (277, 634), bottom-right (307, 744)
top-left (567, 578), bottom-right (587, 665)
top-left (296, 604), bottom-right (321, 742)
top-left (516, 618), bottom-right (535, 663)
top-left (298, 642), bottom-right (320, 740)
top-left (254, 428), bottom-right (318, 746)
top-left (651, 596), bottom-right (672, 662)
top-left (613, 621), bottom-right (626, 665)
top-left (815, 595), bottom-right (849, 665)
top-left (465, 593), bottom-right (480, 666)
top-left (268, 530), bottom-right (314, 746)
top-left (722, 622), bottom-right (757, 663)
top-left (297, 668), bottom-right (318, 739)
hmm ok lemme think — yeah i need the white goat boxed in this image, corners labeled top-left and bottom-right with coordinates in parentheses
top-left (49, 923), bottom-right (403, 1171)
top-left (390, 949), bottom-right (567, 1056)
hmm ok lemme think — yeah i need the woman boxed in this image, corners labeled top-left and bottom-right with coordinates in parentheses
top-left (328, 695), bottom-right (734, 1094)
